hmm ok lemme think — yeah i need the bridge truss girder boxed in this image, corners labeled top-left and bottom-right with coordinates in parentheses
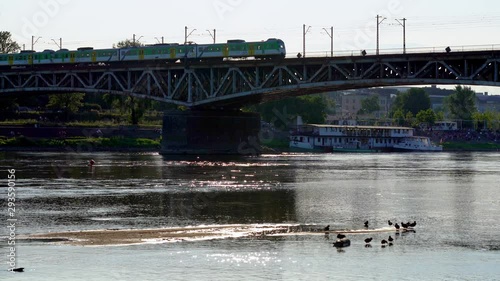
top-left (1, 51), bottom-right (499, 108)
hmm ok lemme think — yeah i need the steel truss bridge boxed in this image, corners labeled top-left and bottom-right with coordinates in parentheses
top-left (1, 50), bottom-right (500, 108)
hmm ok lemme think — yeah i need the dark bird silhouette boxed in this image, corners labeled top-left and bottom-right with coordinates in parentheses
top-left (364, 221), bottom-right (369, 228)
top-left (381, 239), bottom-right (388, 246)
top-left (337, 233), bottom-right (346, 239)
top-left (12, 268), bottom-right (24, 272)
top-left (324, 225), bottom-right (330, 232)
top-left (364, 237), bottom-right (373, 244)
top-left (394, 223), bottom-right (400, 230)
top-left (388, 236), bottom-right (394, 242)
top-left (409, 221), bottom-right (417, 228)
top-left (388, 220), bottom-right (393, 226)
top-left (401, 222), bottom-right (409, 229)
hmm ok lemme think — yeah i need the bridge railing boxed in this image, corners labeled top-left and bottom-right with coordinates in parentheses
top-left (291, 44), bottom-right (500, 58)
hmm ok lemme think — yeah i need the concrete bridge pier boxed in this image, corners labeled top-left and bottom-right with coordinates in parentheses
top-left (160, 110), bottom-right (261, 155)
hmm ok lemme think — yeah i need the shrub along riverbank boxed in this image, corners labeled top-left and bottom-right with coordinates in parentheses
top-left (0, 136), bottom-right (160, 152)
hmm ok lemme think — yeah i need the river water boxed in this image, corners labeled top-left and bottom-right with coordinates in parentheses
top-left (1, 151), bottom-right (500, 280)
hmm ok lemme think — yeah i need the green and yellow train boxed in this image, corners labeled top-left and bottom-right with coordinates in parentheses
top-left (0, 38), bottom-right (286, 68)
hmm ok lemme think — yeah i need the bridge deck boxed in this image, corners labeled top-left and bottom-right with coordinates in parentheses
top-left (1, 50), bottom-right (499, 108)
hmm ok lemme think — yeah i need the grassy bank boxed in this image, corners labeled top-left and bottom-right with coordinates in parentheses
top-left (442, 141), bottom-right (500, 151)
top-left (0, 136), bottom-right (160, 151)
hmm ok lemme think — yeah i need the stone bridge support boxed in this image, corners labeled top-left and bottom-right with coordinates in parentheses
top-left (161, 110), bottom-right (261, 155)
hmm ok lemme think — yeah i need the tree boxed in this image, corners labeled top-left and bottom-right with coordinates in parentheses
top-left (445, 86), bottom-right (477, 126)
top-left (416, 109), bottom-right (437, 126)
top-left (0, 98), bottom-right (19, 112)
top-left (393, 108), bottom-right (405, 126)
top-left (248, 95), bottom-right (329, 129)
top-left (391, 88), bottom-right (431, 116)
top-left (98, 39), bottom-right (151, 125)
top-left (0, 31), bottom-right (21, 54)
top-left (358, 95), bottom-right (380, 115)
top-left (47, 93), bottom-right (85, 120)
top-left (405, 111), bottom-right (415, 127)
top-left (103, 94), bottom-right (152, 125)
top-left (472, 111), bottom-right (497, 131)
top-left (114, 39), bottom-right (143, 48)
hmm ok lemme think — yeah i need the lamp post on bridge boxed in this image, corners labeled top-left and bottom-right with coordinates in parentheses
top-left (207, 29), bottom-right (216, 44)
top-left (51, 38), bottom-right (63, 50)
top-left (133, 34), bottom-right (143, 46)
top-left (376, 15), bottom-right (386, 55)
top-left (322, 26), bottom-right (334, 57)
top-left (303, 24), bottom-right (311, 58)
top-left (185, 26), bottom-right (197, 44)
top-left (31, 36), bottom-right (42, 51)
top-left (395, 18), bottom-right (407, 54)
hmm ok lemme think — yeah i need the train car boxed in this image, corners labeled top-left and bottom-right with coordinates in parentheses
top-left (0, 50), bottom-right (35, 67)
top-left (0, 38), bottom-right (286, 69)
top-left (195, 38), bottom-right (286, 60)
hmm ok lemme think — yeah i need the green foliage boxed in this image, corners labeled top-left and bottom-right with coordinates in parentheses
top-left (0, 31), bottom-right (20, 53)
top-left (100, 137), bottom-right (159, 148)
top-left (416, 109), bottom-right (437, 125)
top-left (445, 86), bottom-right (477, 126)
top-left (0, 119), bottom-right (38, 126)
top-left (114, 39), bottom-right (144, 48)
top-left (248, 95), bottom-right (329, 129)
top-left (0, 136), bottom-right (160, 149)
top-left (392, 109), bottom-right (405, 126)
top-left (472, 111), bottom-right (499, 131)
top-left (358, 95), bottom-right (380, 115)
top-left (0, 98), bottom-right (19, 112)
top-left (391, 88), bottom-right (431, 116)
top-left (443, 141), bottom-right (500, 151)
top-left (405, 111), bottom-right (414, 126)
top-left (82, 103), bottom-right (102, 112)
top-left (47, 93), bottom-right (85, 117)
top-left (435, 111), bottom-right (445, 121)
top-left (103, 94), bottom-right (152, 125)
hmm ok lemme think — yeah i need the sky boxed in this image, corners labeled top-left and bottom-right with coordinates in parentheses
top-left (1, 0), bottom-right (500, 93)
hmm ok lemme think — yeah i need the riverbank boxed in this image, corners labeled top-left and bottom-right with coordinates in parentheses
top-left (1, 137), bottom-right (499, 153)
top-left (0, 136), bottom-right (160, 152)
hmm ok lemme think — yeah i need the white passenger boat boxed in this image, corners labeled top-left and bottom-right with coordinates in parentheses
top-left (290, 124), bottom-right (442, 152)
top-left (392, 136), bottom-right (443, 152)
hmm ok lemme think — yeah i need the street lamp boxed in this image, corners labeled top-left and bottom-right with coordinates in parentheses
top-left (303, 24), bottom-right (311, 58)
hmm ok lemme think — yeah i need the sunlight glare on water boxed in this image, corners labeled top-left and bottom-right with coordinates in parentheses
top-left (1, 151), bottom-right (499, 280)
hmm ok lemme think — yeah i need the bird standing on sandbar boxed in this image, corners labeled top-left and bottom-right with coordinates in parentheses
top-left (388, 220), bottom-right (393, 226)
top-left (388, 236), bottom-right (394, 243)
top-left (381, 239), bottom-right (388, 247)
top-left (324, 225), bottom-right (330, 232)
top-left (364, 221), bottom-right (369, 228)
top-left (394, 223), bottom-right (400, 230)
top-left (364, 237), bottom-right (373, 244)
